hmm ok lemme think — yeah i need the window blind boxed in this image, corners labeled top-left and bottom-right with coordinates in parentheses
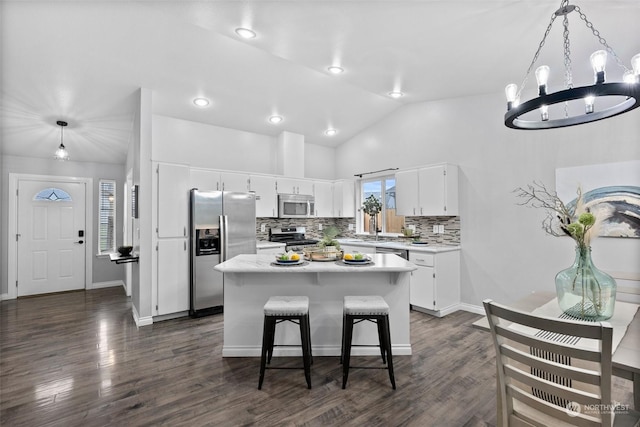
top-left (99, 180), bottom-right (116, 254)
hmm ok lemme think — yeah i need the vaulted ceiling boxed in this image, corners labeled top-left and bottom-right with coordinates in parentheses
top-left (2, 1), bottom-right (639, 164)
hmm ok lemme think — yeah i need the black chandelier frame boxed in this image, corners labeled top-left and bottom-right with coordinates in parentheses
top-left (504, 1), bottom-right (639, 130)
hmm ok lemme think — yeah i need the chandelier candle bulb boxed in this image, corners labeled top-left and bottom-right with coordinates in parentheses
top-left (590, 50), bottom-right (607, 84)
top-left (535, 65), bottom-right (550, 95)
top-left (632, 53), bottom-right (640, 75)
top-left (540, 105), bottom-right (549, 121)
top-left (584, 96), bottom-right (595, 114)
top-left (505, 83), bottom-right (518, 110)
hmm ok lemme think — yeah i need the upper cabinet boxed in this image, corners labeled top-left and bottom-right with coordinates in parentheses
top-left (157, 163), bottom-right (189, 238)
top-left (250, 175), bottom-right (277, 217)
top-left (220, 171), bottom-right (250, 192)
top-left (190, 168), bottom-right (220, 191)
top-left (395, 169), bottom-right (420, 216)
top-left (276, 177), bottom-right (314, 195)
top-left (314, 181), bottom-right (333, 217)
top-left (333, 180), bottom-right (355, 217)
top-left (396, 163), bottom-right (458, 216)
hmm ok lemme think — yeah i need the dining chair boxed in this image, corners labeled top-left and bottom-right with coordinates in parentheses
top-left (483, 299), bottom-right (640, 427)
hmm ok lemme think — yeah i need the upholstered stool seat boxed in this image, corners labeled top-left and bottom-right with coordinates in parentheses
top-left (341, 295), bottom-right (395, 390)
top-left (258, 296), bottom-right (312, 390)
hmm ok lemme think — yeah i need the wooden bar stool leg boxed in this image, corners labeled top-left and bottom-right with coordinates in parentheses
top-left (342, 315), bottom-right (354, 389)
top-left (382, 316), bottom-right (396, 390)
top-left (267, 317), bottom-right (276, 364)
top-left (299, 315), bottom-right (312, 389)
top-left (258, 316), bottom-right (270, 390)
top-left (340, 312), bottom-right (346, 364)
top-left (376, 318), bottom-right (387, 364)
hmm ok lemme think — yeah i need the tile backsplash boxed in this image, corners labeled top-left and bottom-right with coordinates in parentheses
top-left (256, 216), bottom-right (460, 245)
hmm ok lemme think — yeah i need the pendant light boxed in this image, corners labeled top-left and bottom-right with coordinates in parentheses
top-left (54, 120), bottom-right (70, 161)
top-left (504, 0), bottom-right (640, 130)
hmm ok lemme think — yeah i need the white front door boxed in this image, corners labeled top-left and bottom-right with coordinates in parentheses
top-left (17, 180), bottom-right (87, 296)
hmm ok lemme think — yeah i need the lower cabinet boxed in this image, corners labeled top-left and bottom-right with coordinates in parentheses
top-left (157, 238), bottom-right (189, 315)
top-left (409, 250), bottom-right (460, 316)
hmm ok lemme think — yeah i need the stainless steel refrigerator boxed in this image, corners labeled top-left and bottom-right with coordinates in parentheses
top-left (189, 189), bottom-right (256, 317)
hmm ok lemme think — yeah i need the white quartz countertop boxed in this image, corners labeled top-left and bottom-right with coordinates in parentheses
top-left (256, 241), bottom-right (286, 249)
top-left (215, 254), bottom-right (417, 273)
top-left (337, 239), bottom-right (460, 254)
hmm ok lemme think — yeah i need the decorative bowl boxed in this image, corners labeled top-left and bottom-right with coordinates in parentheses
top-left (117, 245), bottom-right (133, 256)
top-left (303, 247), bottom-right (343, 261)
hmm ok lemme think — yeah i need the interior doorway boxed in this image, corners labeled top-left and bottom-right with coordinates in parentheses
top-left (8, 174), bottom-right (93, 299)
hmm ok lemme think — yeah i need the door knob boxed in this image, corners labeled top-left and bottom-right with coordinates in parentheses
top-left (75, 240), bottom-right (84, 244)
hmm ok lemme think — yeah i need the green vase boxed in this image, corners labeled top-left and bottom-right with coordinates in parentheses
top-left (555, 246), bottom-right (616, 320)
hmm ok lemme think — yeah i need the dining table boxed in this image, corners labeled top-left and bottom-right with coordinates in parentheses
top-left (472, 291), bottom-right (640, 411)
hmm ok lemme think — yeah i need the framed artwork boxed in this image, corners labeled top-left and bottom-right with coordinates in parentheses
top-left (556, 161), bottom-right (640, 238)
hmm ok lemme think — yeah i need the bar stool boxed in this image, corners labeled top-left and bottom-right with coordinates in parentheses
top-left (258, 296), bottom-right (312, 390)
top-left (341, 295), bottom-right (395, 390)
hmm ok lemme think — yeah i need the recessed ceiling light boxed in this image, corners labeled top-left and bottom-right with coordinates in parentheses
top-left (325, 128), bottom-right (337, 136)
top-left (193, 98), bottom-right (210, 107)
top-left (327, 66), bottom-right (344, 74)
top-left (235, 27), bottom-right (256, 39)
top-left (268, 115), bottom-right (283, 124)
top-left (388, 91), bottom-right (404, 99)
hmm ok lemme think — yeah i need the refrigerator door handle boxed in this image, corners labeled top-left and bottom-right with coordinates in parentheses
top-left (220, 215), bottom-right (229, 261)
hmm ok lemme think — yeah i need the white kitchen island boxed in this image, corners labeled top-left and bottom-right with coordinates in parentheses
top-left (215, 254), bottom-right (417, 357)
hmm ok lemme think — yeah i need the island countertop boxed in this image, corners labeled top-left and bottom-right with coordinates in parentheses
top-left (218, 253), bottom-right (415, 358)
top-left (214, 253), bottom-right (417, 273)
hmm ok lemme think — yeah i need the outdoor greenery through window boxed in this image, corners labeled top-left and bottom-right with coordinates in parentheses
top-left (361, 176), bottom-right (404, 234)
top-left (99, 180), bottom-right (116, 254)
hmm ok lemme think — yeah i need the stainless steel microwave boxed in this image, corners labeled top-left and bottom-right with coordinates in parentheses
top-left (278, 194), bottom-right (315, 218)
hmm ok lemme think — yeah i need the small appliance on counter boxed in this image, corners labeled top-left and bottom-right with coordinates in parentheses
top-left (190, 189), bottom-right (256, 317)
top-left (268, 227), bottom-right (319, 252)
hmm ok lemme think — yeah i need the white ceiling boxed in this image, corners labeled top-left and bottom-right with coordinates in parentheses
top-left (2, 1), bottom-right (639, 164)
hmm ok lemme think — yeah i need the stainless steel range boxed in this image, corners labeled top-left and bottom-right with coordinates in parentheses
top-left (269, 227), bottom-right (319, 252)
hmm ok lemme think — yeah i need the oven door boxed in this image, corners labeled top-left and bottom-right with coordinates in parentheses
top-left (278, 194), bottom-right (314, 218)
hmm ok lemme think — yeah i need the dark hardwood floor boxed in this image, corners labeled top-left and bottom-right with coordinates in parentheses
top-left (0, 287), bottom-right (633, 426)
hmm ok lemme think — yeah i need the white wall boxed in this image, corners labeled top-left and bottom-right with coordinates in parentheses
top-left (1, 155), bottom-right (126, 296)
top-left (151, 115), bottom-right (333, 178)
top-left (336, 91), bottom-right (640, 307)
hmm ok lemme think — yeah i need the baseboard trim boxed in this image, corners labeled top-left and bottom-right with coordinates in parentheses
top-left (88, 280), bottom-right (124, 290)
top-left (0, 293), bottom-right (10, 301)
top-left (132, 304), bottom-right (153, 327)
top-left (458, 303), bottom-right (485, 315)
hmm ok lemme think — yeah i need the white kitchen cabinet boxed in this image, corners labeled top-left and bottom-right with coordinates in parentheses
top-left (409, 250), bottom-right (460, 316)
top-left (395, 164), bottom-right (458, 216)
top-left (333, 180), bottom-right (355, 217)
top-left (157, 163), bottom-right (189, 238)
top-left (157, 238), bottom-right (189, 315)
top-left (418, 164), bottom-right (458, 216)
top-left (313, 181), bottom-right (333, 217)
top-left (276, 177), bottom-right (314, 195)
top-left (250, 175), bottom-right (277, 217)
top-left (221, 171), bottom-right (250, 192)
top-left (395, 169), bottom-right (419, 216)
top-left (190, 168), bottom-right (221, 191)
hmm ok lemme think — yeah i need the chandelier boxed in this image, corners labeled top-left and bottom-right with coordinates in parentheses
top-left (504, 0), bottom-right (640, 130)
top-left (54, 120), bottom-right (70, 161)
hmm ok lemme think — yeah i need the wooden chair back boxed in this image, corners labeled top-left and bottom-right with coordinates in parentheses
top-left (483, 299), bottom-right (614, 427)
